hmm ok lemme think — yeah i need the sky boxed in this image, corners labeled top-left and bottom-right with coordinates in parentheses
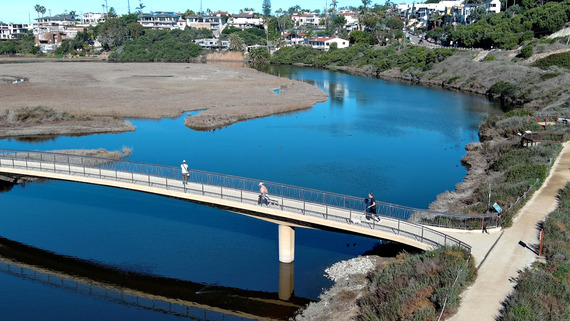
top-left (1, 0), bottom-right (415, 24)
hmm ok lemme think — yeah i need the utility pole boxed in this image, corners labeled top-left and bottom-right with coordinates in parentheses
top-left (128, 0), bottom-right (131, 14)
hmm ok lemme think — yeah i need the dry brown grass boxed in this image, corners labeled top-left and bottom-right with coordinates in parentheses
top-left (0, 60), bottom-right (328, 132)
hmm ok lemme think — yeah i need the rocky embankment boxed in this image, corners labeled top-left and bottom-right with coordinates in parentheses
top-left (294, 256), bottom-right (382, 320)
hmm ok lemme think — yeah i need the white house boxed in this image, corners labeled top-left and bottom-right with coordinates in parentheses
top-left (308, 37), bottom-right (349, 51)
top-left (340, 11), bottom-right (360, 32)
top-left (0, 23), bottom-right (32, 40)
top-left (229, 11), bottom-right (264, 29)
top-left (185, 15), bottom-right (227, 37)
top-left (194, 37), bottom-right (229, 49)
top-left (80, 12), bottom-right (106, 26)
top-left (291, 12), bottom-right (322, 27)
top-left (138, 12), bottom-right (181, 30)
top-left (396, 0), bottom-right (501, 28)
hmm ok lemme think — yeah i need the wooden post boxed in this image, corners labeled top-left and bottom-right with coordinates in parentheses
top-left (538, 229), bottom-right (544, 256)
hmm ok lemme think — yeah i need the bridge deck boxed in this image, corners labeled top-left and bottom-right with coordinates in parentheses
top-left (0, 149), bottom-right (474, 252)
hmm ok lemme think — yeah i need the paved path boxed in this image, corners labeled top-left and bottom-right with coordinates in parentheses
top-left (449, 141), bottom-right (570, 320)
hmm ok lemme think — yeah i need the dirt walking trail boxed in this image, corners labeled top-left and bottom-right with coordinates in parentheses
top-left (449, 141), bottom-right (570, 320)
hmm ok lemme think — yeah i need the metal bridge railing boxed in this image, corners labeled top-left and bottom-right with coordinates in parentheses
top-left (0, 148), bottom-right (479, 252)
top-left (0, 258), bottom-right (256, 321)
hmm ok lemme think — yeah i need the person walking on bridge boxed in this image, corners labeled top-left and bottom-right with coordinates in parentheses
top-left (181, 160), bottom-right (189, 185)
top-left (366, 192), bottom-right (378, 221)
top-left (259, 182), bottom-right (269, 205)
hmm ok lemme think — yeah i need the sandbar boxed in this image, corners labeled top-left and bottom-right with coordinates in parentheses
top-left (0, 59), bottom-right (328, 137)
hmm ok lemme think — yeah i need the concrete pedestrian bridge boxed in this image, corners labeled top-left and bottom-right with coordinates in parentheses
top-left (0, 149), bottom-right (498, 262)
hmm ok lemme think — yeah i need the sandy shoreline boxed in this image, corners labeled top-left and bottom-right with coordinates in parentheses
top-left (0, 59), bottom-right (328, 136)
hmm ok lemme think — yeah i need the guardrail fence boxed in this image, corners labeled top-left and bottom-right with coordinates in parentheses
top-left (0, 148), bottom-right (485, 252)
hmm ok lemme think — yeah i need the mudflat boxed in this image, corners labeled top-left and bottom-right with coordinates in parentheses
top-left (0, 59), bottom-right (328, 136)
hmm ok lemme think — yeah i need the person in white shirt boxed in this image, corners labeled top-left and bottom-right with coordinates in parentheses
top-left (181, 160), bottom-right (189, 185)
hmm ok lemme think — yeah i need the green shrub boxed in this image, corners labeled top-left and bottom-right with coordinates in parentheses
top-left (446, 76), bottom-right (461, 84)
top-left (540, 72), bottom-right (562, 81)
top-left (532, 51), bottom-right (570, 69)
top-left (483, 55), bottom-right (495, 61)
top-left (520, 45), bottom-right (533, 59)
top-left (489, 81), bottom-right (515, 96)
top-left (357, 248), bottom-right (475, 320)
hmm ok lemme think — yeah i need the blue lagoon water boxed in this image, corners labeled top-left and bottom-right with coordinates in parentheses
top-left (0, 65), bottom-right (497, 320)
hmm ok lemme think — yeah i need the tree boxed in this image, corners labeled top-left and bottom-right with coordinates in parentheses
top-left (262, 0), bottom-right (271, 17)
top-left (34, 4), bottom-right (46, 19)
top-left (228, 33), bottom-right (246, 51)
top-left (361, 0), bottom-right (372, 9)
top-left (331, 15), bottom-right (346, 35)
top-left (108, 7), bottom-right (118, 18)
top-left (287, 5), bottom-right (300, 14)
top-left (128, 22), bottom-right (144, 40)
top-left (331, 0), bottom-right (339, 13)
top-left (349, 30), bottom-right (374, 44)
top-left (184, 9), bottom-right (196, 18)
top-left (468, 7), bottom-right (487, 24)
top-left (98, 17), bottom-right (129, 49)
top-left (136, 1), bottom-right (145, 17)
top-left (248, 46), bottom-right (270, 63)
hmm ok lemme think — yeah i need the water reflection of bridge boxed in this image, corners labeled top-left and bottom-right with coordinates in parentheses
top-left (0, 236), bottom-right (308, 320)
top-left (0, 149), bottom-right (488, 263)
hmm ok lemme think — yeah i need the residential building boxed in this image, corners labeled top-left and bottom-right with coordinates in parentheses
top-left (32, 15), bottom-right (80, 52)
top-left (185, 15), bottom-right (227, 37)
top-left (291, 12), bottom-right (322, 27)
top-left (282, 32), bottom-right (307, 46)
top-left (229, 11), bottom-right (264, 29)
top-left (80, 12), bottom-right (106, 26)
top-left (35, 14), bottom-right (77, 29)
top-left (339, 11), bottom-right (360, 32)
top-left (0, 23), bottom-right (32, 40)
top-left (308, 37), bottom-right (349, 50)
top-left (194, 37), bottom-right (229, 49)
top-left (396, 0), bottom-right (501, 28)
top-left (138, 11), bottom-right (181, 30)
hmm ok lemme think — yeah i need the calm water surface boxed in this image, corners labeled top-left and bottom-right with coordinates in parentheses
top-left (0, 65), bottom-right (497, 320)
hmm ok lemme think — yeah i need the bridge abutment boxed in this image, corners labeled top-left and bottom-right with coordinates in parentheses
top-left (278, 225), bottom-right (295, 263)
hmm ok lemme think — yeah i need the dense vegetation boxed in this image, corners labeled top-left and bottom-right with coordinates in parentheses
top-left (0, 34), bottom-right (39, 55)
top-left (430, 0), bottom-right (570, 49)
top-left (357, 248), bottom-right (476, 320)
top-left (461, 110), bottom-right (569, 226)
top-left (271, 44), bottom-right (456, 74)
top-left (222, 26), bottom-right (266, 46)
top-left (108, 28), bottom-right (207, 62)
top-left (532, 50), bottom-right (570, 69)
top-left (498, 183), bottom-right (570, 320)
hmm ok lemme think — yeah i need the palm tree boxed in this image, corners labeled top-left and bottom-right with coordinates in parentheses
top-left (34, 4), bottom-right (41, 18)
top-left (330, 0), bottom-right (338, 13)
top-left (248, 47), bottom-right (269, 63)
top-left (136, 1), bottom-right (145, 17)
top-left (228, 33), bottom-right (246, 51)
top-left (34, 4), bottom-right (46, 19)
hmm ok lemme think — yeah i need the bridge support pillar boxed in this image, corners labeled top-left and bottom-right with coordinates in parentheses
top-left (278, 225), bottom-right (295, 263)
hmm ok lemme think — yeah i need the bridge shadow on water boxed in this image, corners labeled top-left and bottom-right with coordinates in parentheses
top-left (0, 236), bottom-right (311, 320)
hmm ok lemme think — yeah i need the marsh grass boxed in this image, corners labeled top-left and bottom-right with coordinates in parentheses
top-left (357, 248), bottom-right (475, 321)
